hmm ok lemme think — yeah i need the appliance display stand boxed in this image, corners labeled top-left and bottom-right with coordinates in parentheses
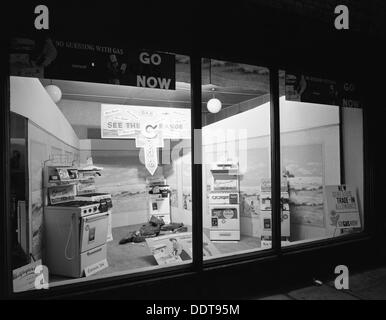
top-left (208, 162), bottom-right (241, 241)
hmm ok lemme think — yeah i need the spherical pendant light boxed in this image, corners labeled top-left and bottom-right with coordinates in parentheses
top-left (207, 97), bottom-right (222, 114)
top-left (45, 84), bottom-right (62, 103)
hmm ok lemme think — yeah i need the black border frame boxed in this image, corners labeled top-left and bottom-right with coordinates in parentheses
top-left (1, 1), bottom-right (383, 299)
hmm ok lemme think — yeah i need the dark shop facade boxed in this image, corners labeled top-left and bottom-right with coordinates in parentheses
top-left (1, 1), bottom-right (386, 299)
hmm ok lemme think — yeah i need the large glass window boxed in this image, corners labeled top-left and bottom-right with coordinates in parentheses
top-left (201, 59), bottom-right (272, 260)
top-left (279, 70), bottom-right (364, 246)
top-left (9, 41), bottom-right (193, 292)
top-left (7, 41), bottom-right (367, 295)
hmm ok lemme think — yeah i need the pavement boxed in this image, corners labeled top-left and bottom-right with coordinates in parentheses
top-left (256, 266), bottom-right (386, 300)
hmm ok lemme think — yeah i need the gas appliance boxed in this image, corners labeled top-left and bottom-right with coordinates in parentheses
top-left (260, 210), bottom-right (290, 238)
top-left (208, 162), bottom-right (241, 241)
top-left (43, 166), bottom-right (109, 278)
top-left (75, 192), bottom-right (113, 242)
top-left (75, 167), bottom-right (113, 241)
top-left (147, 177), bottom-right (171, 224)
top-left (259, 178), bottom-right (290, 243)
top-left (209, 204), bottom-right (240, 241)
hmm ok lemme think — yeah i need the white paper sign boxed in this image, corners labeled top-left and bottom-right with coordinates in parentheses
top-left (261, 240), bottom-right (272, 249)
top-left (146, 233), bottom-right (220, 265)
top-left (84, 259), bottom-right (109, 277)
top-left (260, 240), bottom-right (290, 249)
top-left (13, 260), bottom-right (49, 292)
top-left (325, 185), bottom-right (361, 229)
top-left (101, 104), bottom-right (190, 175)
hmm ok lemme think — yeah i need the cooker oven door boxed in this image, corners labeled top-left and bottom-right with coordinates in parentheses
top-left (80, 212), bottom-right (109, 252)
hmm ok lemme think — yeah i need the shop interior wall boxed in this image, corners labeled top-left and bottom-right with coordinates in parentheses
top-left (78, 139), bottom-right (191, 228)
top-left (10, 113), bottom-right (28, 261)
top-left (10, 77), bottom-right (80, 261)
top-left (27, 122), bottom-right (79, 260)
top-left (10, 77), bottom-right (79, 148)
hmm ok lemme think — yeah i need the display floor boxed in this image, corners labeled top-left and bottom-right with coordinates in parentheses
top-left (49, 224), bottom-right (262, 285)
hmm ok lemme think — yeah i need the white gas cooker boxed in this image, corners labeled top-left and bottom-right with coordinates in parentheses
top-left (74, 193), bottom-right (113, 242)
top-left (44, 198), bottom-right (109, 278)
top-left (50, 200), bottom-right (108, 216)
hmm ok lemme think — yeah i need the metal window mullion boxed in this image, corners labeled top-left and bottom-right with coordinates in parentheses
top-left (270, 67), bottom-right (282, 253)
top-left (1, 37), bottom-right (12, 298)
top-left (190, 55), bottom-right (203, 272)
top-left (361, 79), bottom-right (374, 236)
top-left (339, 106), bottom-right (345, 184)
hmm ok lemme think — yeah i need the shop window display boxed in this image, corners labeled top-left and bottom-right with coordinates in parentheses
top-left (7, 37), bottom-right (366, 293)
top-left (9, 50), bottom-right (196, 292)
top-left (201, 59), bottom-right (273, 258)
top-left (279, 70), bottom-right (364, 245)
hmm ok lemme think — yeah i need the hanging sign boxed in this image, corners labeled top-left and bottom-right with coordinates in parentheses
top-left (340, 82), bottom-right (361, 109)
top-left (325, 185), bottom-right (361, 229)
top-left (101, 104), bottom-right (190, 175)
top-left (285, 73), bottom-right (339, 105)
top-left (10, 37), bottom-right (175, 90)
top-left (285, 73), bottom-right (361, 108)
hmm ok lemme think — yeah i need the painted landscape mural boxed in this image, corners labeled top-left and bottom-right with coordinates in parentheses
top-left (91, 150), bottom-right (161, 225)
top-left (239, 147), bottom-right (270, 218)
top-left (89, 148), bottom-right (181, 226)
top-left (282, 144), bottom-right (325, 227)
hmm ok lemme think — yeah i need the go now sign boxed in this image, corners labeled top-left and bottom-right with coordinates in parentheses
top-left (133, 51), bottom-right (176, 90)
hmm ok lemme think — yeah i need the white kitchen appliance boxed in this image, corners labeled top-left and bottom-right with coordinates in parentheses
top-left (260, 210), bottom-right (290, 238)
top-left (209, 204), bottom-right (240, 241)
top-left (259, 178), bottom-right (290, 242)
top-left (74, 167), bottom-right (113, 242)
top-left (208, 162), bottom-right (241, 241)
top-left (43, 166), bottom-right (109, 278)
top-left (147, 177), bottom-right (171, 224)
top-left (74, 192), bottom-right (113, 242)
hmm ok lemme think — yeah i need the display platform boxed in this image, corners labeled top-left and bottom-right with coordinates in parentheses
top-left (49, 223), bottom-right (262, 285)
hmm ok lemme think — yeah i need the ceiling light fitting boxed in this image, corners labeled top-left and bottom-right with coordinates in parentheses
top-left (45, 83), bottom-right (62, 103)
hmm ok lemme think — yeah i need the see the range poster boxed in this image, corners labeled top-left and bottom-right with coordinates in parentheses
top-left (325, 185), bottom-right (361, 229)
top-left (101, 104), bottom-right (191, 140)
top-left (101, 104), bottom-right (190, 174)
